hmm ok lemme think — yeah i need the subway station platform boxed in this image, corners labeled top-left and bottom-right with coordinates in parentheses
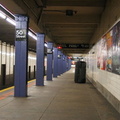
top-left (0, 68), bottom-right (120, 120)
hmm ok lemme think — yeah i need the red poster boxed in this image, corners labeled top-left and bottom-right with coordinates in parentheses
top-left (100, 36), bottom-right (107, 70)
top-left (106, 30), bottom-right (113, 72)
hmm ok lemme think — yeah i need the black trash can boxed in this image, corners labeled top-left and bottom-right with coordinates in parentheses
top-left (74, 61), bottom-right (86, 83)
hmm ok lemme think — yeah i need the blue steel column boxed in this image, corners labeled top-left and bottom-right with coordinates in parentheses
top-left (14, 15), bottom-right (29, 97)
top-left (60, 51), bottom-right (63, 75)
top-left (53, 47), bottom-right (58, 77)
top-left (57, 50), bottom-right (61, 76)
top-left (47, 42), bottom-right (53, 81)
top-left (68, 58), bottom-right (70, 70)
top-left (64, 55), bottom-right (66, 73)
top-left (62, 54), bottom-right (65, 73)
top-left (69, 59), bottom-right (72, 70)
top-left (64, 56), bottom-right (66, 72)
top-left (67, 57), bottom-right (69, 71)
top-left (62, 53), bottom-right (64, 74)
top-left (65, 56), bottom-right (67, 72)
top-left (36, 33), bottom-right (45, 86)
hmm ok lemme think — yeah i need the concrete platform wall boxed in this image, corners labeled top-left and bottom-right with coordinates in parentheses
top-left (90, 0), bottom-right (120, 44)
top-left (86, 43), bottom-right (120, 113)
top-left (86, 0), bottom-right (120, 114)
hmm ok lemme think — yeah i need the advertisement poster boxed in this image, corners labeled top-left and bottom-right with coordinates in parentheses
top-left (97, 40), bottom-right (102, 69)
top-left (100, 36), bottom-right (107, 70)
top-left (106, 30), bottom-right (113, 72)
top-left (96, 21), bottom-right (120, 75)
top-left (112, 21), bottom-right (120, 75)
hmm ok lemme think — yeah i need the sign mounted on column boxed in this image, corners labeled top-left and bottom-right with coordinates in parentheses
top-left (58, 54), bottom-right (61, 59)
top-left (16, 29), bottom-right (27, 41)
top-left (15, 15), bottom-right (28, 41)
top-left (47, 48), bottom-right (53, 54)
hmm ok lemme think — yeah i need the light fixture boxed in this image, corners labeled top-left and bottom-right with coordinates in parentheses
top-left (43, 9), bottom-right (77, 16)
top-left (6, 17), bottom-right (16, 26)
top-left (28, 31), bottom-right (37, 40)
top-left (44, 43), bottom-right (47, 47)
top-left (68, 56), bottom-right (72, 59)
top-left (0, 11), bottom-right (6, 19)
top-left (66, 10), bottom-right (73, 16)
top-left (0, 4), bottom-right (49, 47)
top-left (66, 10), bottom-right (77, 16)
top-left (57, 46), bottom-right (62, 49)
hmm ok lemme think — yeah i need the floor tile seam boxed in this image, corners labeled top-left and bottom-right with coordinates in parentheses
top-left (0, 99), bottom-right (15, 109)
top-left (87, 84), bottom-right (102, 120)
top-left (38, 88), bottom-right (62, 120)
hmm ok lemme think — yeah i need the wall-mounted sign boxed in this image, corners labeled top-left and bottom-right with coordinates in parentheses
top-left (16, 29), bottom-right (27, 41)
top-left (61, 44), bottom-right (91, 49)
top-left (63, 58), bottom-right (65, 61)
top-left (58, 55), bottom-right (61, 59)
top-left (96, 21), bottom-right (120, 75)
top-left (47, 48), bottom-right (53, 54)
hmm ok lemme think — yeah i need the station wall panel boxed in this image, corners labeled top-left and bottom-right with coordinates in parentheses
top-left (87, 0), bottom-right (120, 113)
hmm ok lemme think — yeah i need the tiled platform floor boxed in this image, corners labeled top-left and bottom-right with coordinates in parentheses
top-left (0, 68), bottom-right (120, 120)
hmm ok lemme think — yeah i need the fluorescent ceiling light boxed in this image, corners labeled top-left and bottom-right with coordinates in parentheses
top-left (6, 17), bottom-right (16, 26)
top-left (28, 31), bottom-right (37, 40)
top-left (44, 43), bottom-right (47, 47)
top-left (28, 31), bottom-right (48, 47)
top-left (0, 5), bottom-right (47, 44)
top-left (0, 11), bottom-right (6, 19)
top-left (0, 4), bottom-right (14, 17)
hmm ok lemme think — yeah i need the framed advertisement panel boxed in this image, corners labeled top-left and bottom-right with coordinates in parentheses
top-left (97, 21), bottom-right (120, 75)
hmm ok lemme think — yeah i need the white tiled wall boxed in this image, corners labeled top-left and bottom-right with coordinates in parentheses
top-left (2, 42), bottom-right (6, 64)
top-left (86, 0), bottom-right (120, 106)
top-left (28, 51), bottom-right (36, 72)
top-left (86, 44), bottom-right (120, 101)
top-left (10, 46), bottom-right (14, 75)
top-left (0, 41), bottom-right (1, 75)
top-left (0, 40), bottom-right (36, 76)
top-left (6, 44), bottom-right (10, 75)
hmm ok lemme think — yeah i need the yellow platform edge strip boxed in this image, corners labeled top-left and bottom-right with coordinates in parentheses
top-left (0, 79), bottom-right (35, 93)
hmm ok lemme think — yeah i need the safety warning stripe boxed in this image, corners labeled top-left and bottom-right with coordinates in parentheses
top-left (0, 79), bottom-right (35, 100)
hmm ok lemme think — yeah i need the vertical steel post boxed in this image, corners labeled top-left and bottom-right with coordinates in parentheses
top-left (47, 42), bottom-right (53, 81)
top-left (36, 33), bottom-right (45, 86)
top-left (57, 50), bottom-right (61, 76)
top-left (60, 52), bottom-right (63, 74)
top-left (69, 59), bottom-right (72, 69)
top-left (65, 56), bottom-right (68, 72)
top-left (62, 54), bottom-right (65, 73)
top-left (67, 57), bottom-right (69, 71)
top-left (68, 58), bottom-right (70, 70)
top-left (53, 47), bottom-right (58, 77)
top-left (14, 15), bottom-right (29, 97)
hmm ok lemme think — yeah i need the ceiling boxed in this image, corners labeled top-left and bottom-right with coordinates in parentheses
top-left (0, 17), bottom-right (36, 51)
top-left (0, 0), bottom-right (107, 57)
